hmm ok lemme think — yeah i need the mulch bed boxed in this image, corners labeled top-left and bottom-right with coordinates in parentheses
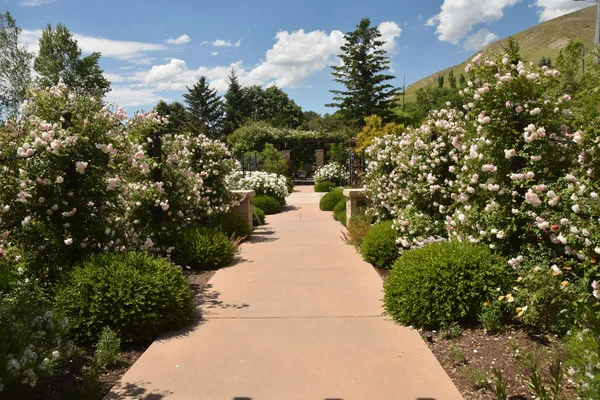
top-left (24, 269), bottom-right (216, 400)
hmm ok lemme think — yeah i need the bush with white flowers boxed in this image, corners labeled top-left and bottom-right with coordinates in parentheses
top-left (226, 170), bottom-right (289, 204)
top-left (364, 54), bottom-right (600, 336)
top-left (314, 163), bottom-right (349, 187)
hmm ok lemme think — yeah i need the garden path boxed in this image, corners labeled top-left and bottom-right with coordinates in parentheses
top-left (106, 186), bottom-right (463, 400)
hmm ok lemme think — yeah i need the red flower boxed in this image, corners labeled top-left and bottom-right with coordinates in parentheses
top-left (551, 224), bottom-right (559, 231)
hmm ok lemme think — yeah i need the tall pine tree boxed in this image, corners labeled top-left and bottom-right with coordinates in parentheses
top-left (223, 68), bottom-right (248, 134)
top-left (183, 76), bottom-right (224, 138)
top-left (328, 18), bottom-right (398, 127)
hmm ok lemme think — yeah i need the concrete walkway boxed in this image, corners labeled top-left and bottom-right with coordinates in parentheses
top-left (107, 186), bottom-right (463, 400)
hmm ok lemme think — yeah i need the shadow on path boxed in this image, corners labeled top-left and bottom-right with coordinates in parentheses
top-left (104, 381), bottom-right (172, 399)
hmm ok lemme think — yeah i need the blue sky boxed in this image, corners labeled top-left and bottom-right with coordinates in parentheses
top-left (7, 0), bottom-right (593, 115)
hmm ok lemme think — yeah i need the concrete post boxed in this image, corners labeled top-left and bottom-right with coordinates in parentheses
top-left (231, 190), bottom-right (256, 231)
top-left (315, 149), bottom-right (325, 168)
top-left (342, 189), bottom-right (370, 223)
top-left (281, 150), bottom-right (291, 162)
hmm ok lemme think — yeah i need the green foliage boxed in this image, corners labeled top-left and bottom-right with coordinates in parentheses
top-left (539, 56), bottom-right (553, 68)
top-left (333, 198), bottom-right (346, 226)
top-left (171, 226), bottom-right (234, 269)
top-left (0, 283), bottom-right (75, 394)
top-left (492, 368), bottom-right (508, 400)
top-left (556, 39), bottom-right (584, 94)
top-left (564, 327), bottom-right (600, 399)
top-left (319, 188), bottom-right (344, 211)
top-left (314, 180), bottom-right (335, 193)
top-left (439, 321), bottom-right (463, 339)
top-left (479, 300), bottom-right (506, 334)
top-left (502, 36), bottom-right (522, 65)
top-left (92, 327), bottom-right (120, 371)
top-left (34, 23), bottom-right (110, 98)
top-left (243, 85), bottom-right (303, 129)
top-left (345, 212), bottom-right (372, 247)
top-left (360, 221), bottom-right (399, 269)
top-left (228, 121), bottom-right (347, 156)
top-left (210, 213), bottom-right (251, 239)
top-left (285, 177), bottom-right (295, 193)
top-left (224, 68), bottom-right (247, 134)
top-left (183, 76), bottom-right (225, 138)
top-left (253, 195), bottom-right (282, 215)
top-left (447, 344), bottom-right (467, 365)
top-left (260, 143), bottom-right (288, 176)
top-left (154, 100), bottom-right (189, 134)
top-left (383, 242), bottom-right (513, 328)
top-left (415, 86), bottom-right (462, 117)
top-left (461, 366), bottom-right (489, 389)
top-left (437, 75), bottom-right (444, 88)
top-left (253, 207), bottom-right (265, 226)
top-left (328, 18), bottom-right (399, 127)
top-left (0, 11), bottom-right (33, 119)
top-left (55, 252), bottom-right (194, 344)
top-left (356, 115), bottom-right (404, 151)
top-left (448, 70), bottom-right (457, 89)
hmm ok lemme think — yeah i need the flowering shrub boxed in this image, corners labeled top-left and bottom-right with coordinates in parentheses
top-left (226, 171), bottom-right (289, 204)
top-left (314, 163), bottom-right (349, 186)
top-left (363, 54), bottom-right (600, 334)
top-left (0, 84), bottom-right (236, 274)
top-left (0, 283), bottom-right (75, 394)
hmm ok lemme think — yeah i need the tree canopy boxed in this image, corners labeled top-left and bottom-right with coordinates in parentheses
top-left (183, 76), bottom-right (225, 138)
top-left (328, 17), bottom-right (399, 128)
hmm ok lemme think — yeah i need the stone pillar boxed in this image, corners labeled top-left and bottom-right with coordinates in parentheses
top-left (343, 189), bottom-right (370, 223)
top-left (281, 150), bottom-right (291, 162)
top-left (231, 190), bottom-right (256, 231)
top-left (315, 149), bottom-right (325, 168)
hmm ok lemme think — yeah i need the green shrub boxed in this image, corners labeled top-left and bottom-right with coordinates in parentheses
top-left (319, 188), bottom-right (344, 211)
top-left (171, 227), bottom-right (234, 269)
top-left (383, 242), bottom-right (513, 329)
top-left (253, 195), bottom-right (282, 215)
top-left (1, 283), bottom-right (75, 394)
top-left (360, 221), bottom-right (399, 269)
top-left (210, 213), bottom-right (251, 239)
top-left (285, 177), bottom-right (295, 194)
top-left (55, 252), bottom-right (194, 344)
top-left (333, 198), bottom-right (347, 226)
top-left (92, 327), bottom-right (120, 371)
top-left (253, 207), bottom-right (266, 226)
top-left (564, 327), bottom-right (600, 399)
top-left (314, 180), bottom-right (335, 192)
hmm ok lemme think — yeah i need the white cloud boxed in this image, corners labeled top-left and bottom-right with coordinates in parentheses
top-left (378, 21), bottom-right (402, 53)
top-left (211, 51), bottom-right (218, 56)
top-left (463, 28), bottom-right (499, 51)
top-left (200, 41), bottom-right (209, 45)
top-left (19, 0), bottom-right (55, 6)
top-left (235, 39), bottom-right (242, 48)
top-left (426, 0), bottom-right (519, 44)
top-left (144, 58), bottom-right (198, 91)
top-left (212, 39), bottom-right (232, 47)
top-left (165, 34), bottom-right (191, 45)
top-left (105, 87), bottom-right (166, 107)
top-left (533, 0), bottom-right (591, 21)
top-left (21, 29), bottom-right (166, 63)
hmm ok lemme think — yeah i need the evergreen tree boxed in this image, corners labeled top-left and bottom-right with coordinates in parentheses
top-left (154, 100), bottom-right (189, 134)
top-left (0, 11), bottom-right (33, 119)
top-left (327, 18), bottom-right (399, 127)
top-left (448, 70), bottom-right (456, 89)
top-left (183, 76), bottom-right (224, 137)
top-left (437, 75), bottom-right (445, 89)
top-left (556, 39), bottom-right (584, 94)
top-left (459, 73), bottom-right (467, 88)
top-left (223, 68), bottom-right (248, 134)
top-left (538, 56), bottom-right (553, 68)
top-left (502, 36), bottom-right (522, 65)
top-left (34, 23), bottom-right (110, 98)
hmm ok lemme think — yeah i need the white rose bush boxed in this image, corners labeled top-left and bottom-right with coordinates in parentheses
top-left (364, 54), bottom-right (600, 335)
top-left (314, 162), bottom-right (349, 186)
top-left (226, 170), bottom-right (289, 204)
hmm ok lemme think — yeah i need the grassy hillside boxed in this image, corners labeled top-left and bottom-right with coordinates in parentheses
top-left (402, 5), bottom-right (597, 103)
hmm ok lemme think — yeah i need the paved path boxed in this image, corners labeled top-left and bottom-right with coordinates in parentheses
top-left (107, 186), bottom-right (463, 400)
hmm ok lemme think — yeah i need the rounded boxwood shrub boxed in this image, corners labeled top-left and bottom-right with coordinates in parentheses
top-left (333, 198), bottom-right (347, 226)
top-left (171, 226), bottom-right (234, 269)
top-left (55, 252), bottom-right (194, 344)
top-left (253, 195), bottom-right (282, 215)
top-left (253, 207), bottom-right (266, 226)
top-left (314, 180), bottom-right (335, 193)
top-left (383, 242), bottom-right (513, 329)
top-left (319, 188), bottom-right (344, 211)
top-left (285, 177), bottom-right (295, 194)
top-left (360, 221), bottom-right (399, 269)
top-left (210, 213), bottom-right (251, 239)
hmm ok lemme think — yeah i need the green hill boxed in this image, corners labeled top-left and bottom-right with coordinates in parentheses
top-left (403, 5), bottom-right (597, 103)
